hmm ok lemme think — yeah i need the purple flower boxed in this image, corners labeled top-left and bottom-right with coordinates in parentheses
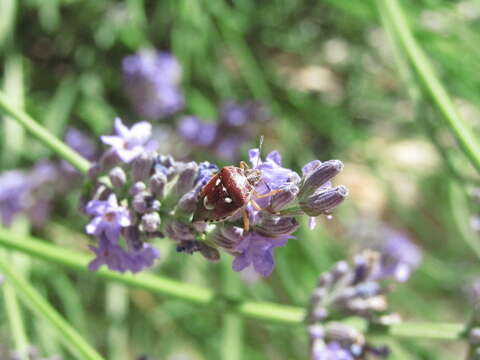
top-left (178, 116), bottom-right (217, 147)
top-left (247, 148), bottom-right (301, 220)
top-left (352, 221), bottom-right (423, 282)
top-left (0, 170), bottom-right (30, 226)
top-left (178, 101), bottom-right (270, 161)
top-left (249, 148), bottom-right (301, 193)
top-left (101, 118), bottom-right (156, 163)
top-left (232, 232), bottom-right (292, 277)
top-left (64, 128), bottom-right (97, 161)
top-left (85, 194), bottom-right (131, 242)
top-left (123, 50), bottom-right (184, 118)
top-left (312, 342), bottom-right (354, 360)
top-left (375, 229), bottom-right (422, 282)
top-left (88, 234), bottom-right (160, 273)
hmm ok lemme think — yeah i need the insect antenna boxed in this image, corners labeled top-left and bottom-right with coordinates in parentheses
top-left (256, 135), bottom-right (264, 168)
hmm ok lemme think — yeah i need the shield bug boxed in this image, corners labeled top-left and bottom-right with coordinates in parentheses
top-left (192, 139), bottom-right (281, 231)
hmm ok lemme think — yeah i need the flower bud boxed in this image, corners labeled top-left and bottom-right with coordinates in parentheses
top-left (130, 181), bottom-right (147, 196)
top-left (355, 281), bottom-right (382, 298)
top-left (324, 322), bottom-right (365, 345)
top-left (332, 260), bottom-right (350, 280)
top-left (311, 306), bottom-right (329, 321)
top-left (311, 288), bottom-right (328, 303)
top-left (109, 167), bottom-right (127, 187)
top-left (177, 190), bottom-right (198, 215)
top-left (299, 160), bottom-right (344, 198)
top-left (199, 243), bottom-right (221, 262)
top-left (269, 184), bottom-right (298, 211)
top-left (470, 327), bottom-right (480, 345)
top-left (165, 220), bottom-right (196, 241)
top-left (141, 212), bottom-right (161, 232)
top-left (299, 185), bottom-right (348, 216)
top-left (255, 214), bottom-right (299, 237)
top-left (99, 148), bottom-right (120, 171)
top-left (176, 240), bottom-right (201, 253)
top-left (308, 324), bottom-right (325, 340)
top-left (173, 162), bottom-right (198, 197)
top-left (150, 173), bottom-right (166, 198)
top-left (132, 153), bottom-right (154, 182)
top-left (317, 272), bottom-right (333, 288)
top-left (133, 192), bottom-right (160, 214)
top-left (154, 155), bottom-right (178, 181)
top-left (209, 226), bottom-right (243, 252)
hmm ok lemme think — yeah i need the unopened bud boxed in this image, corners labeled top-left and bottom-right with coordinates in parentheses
top-left (132, 153), bottom-right (154, 182)
top-left (256, 214), bottom-right (299, 236)
top-left (173, 162), bottom-right (198, 198)
top-left (299, 185), bottom-right (348, 216)
top-left (299, 160), bottom-right (344, 199)
top-left (141, 212), bottom-right (161, 232)
top-left (109, 167), bottom-right (127, 187)
top-left (269, 184), bottom-right (298, 211)
top-left (130, 181), bottom-right (147, 196)
top-left (150, 173), bottom-right (167, 199)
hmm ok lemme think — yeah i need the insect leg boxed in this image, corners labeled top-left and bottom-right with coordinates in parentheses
top-left (253, 189), bottom-right (283, 199)
top-left (250, 198), bottom-right (278, 214)
top-left (242, 209), bottom-right (250, 232)
top-left (239, 161), bottom-right (249, 170)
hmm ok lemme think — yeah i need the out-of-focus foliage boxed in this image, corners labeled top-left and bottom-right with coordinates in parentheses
top-left (1, 0), bottom-right (480, 359)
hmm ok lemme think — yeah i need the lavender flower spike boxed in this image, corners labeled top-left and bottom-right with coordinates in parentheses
top-left (84, 136), bottom-right (347, 276)
top-left (85, 193), bottom-right (131, 242)
top-left (101, 118), bottom-right (156, 163)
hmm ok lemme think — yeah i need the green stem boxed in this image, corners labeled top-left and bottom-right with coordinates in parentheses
top-left (383, 322), bottom-right (466, 340)
top-left (0, 90), bottom-right (90, 173)
top-left (0, 256), bottom-right (104, 360)
top-left (380, 0), bottom-right (480, 173)
top-left (221, 261), bottom-right (243, 360)
top-left (2, 271), bottom-right (29, 359)
top-left (0, 226), bottom-right (469, 340)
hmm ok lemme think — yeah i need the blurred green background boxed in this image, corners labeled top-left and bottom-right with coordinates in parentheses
top-left (1, 0), bottom-right (480, 359)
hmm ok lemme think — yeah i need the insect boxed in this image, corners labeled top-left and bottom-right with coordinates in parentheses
top-left (192, 153), bottom-right (280, 231)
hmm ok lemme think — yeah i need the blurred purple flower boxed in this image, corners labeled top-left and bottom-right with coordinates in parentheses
top-left (65, 128), bottom-right (97, 161)
top-left (352, 220), bottom-right (423, 282)
top-left (178, 101), bottom-right (270, 161)
top-left (123, 50), bottom-right (184, 119)
top-left (85, 193), bottom-right (131, 242)
top-left (0, 162), bottom-right (59, 228)
top-left (375, 229), bottom-right (422, 282)
top-left (178, 116), bottom-right (217, 147)
top-left (0, 170), bottom-right (30, 226)
top-left (101, 118), bottom-right (156, 163)
top-left (312, 342), bottom-right (354, 360)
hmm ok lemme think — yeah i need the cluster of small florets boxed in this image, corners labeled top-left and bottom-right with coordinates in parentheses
top-left (0, 161), bottom-right (62, 228)
top-left (83, 118), bottom-right (348, 276)
top-left (307, 250), bottom-right (404, 359)
top-left (350, 220), bottom-right (423, 282)
top-left (122, 50), bottom-right (184, 119)
top-left (0, 128), bottom-right (97, 228)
